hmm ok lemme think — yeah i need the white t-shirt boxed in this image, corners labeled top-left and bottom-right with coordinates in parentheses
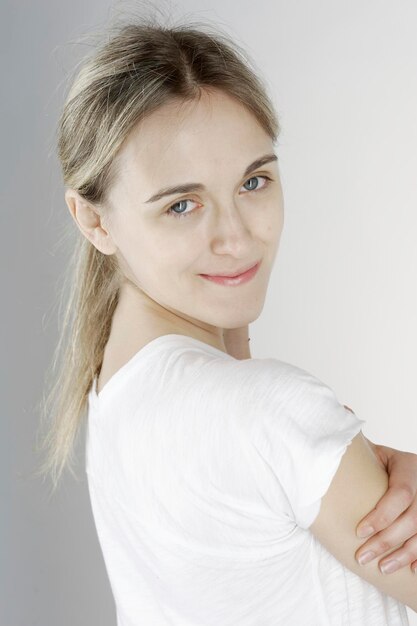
top-left (86, 333), bottom-right (409, 626)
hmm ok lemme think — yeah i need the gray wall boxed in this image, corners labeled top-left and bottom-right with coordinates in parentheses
top-left (3, 0), bottom-right (416, 624)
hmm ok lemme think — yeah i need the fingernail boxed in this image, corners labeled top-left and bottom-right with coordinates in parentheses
top-left (357, 525), bottom-right (374, 538)
top-left (380, 560), bottom-right (400, 574)
top-left (412, 566), bottom-right (417, 574)
top-left (357, 550), bottom-right (376, 565)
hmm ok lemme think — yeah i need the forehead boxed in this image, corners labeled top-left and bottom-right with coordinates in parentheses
top-left (113, 89), bottom-right (273, 187)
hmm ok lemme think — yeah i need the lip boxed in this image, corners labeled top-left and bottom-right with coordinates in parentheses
top-left (200, 260), bottom-right (261, 278)
top-left (199, 260), bottom-right (261, 286)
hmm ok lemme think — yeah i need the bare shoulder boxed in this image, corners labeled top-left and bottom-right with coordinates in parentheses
top-left (310, 431), bottom-right (417, 612)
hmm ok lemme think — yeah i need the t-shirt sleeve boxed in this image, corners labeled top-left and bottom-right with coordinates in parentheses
top-left (247, 358), bottom-right (366, 530)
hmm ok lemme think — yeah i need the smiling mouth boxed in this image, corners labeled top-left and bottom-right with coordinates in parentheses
top-left (199, 261), bottom-right (261, 285)
top-left (200, 260), bottom-right (261, 278)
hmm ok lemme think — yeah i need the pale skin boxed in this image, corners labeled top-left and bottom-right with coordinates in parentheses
top-left (65, 87), bottom-right (417, 577)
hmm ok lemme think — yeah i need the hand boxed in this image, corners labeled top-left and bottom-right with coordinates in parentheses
top-left (353, 435), bottom-right (417, 575)
top-left (222, 326), bottom-right (251, 360)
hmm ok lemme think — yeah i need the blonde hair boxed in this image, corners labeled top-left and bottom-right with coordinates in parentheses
top-left (35, 7), bottom-right (281, 494)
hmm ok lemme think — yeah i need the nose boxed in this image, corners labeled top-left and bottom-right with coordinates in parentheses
top-left (209, 203), bottom-right (253, 254)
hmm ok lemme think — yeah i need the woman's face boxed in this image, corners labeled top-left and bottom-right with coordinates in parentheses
top-left (76, 88), bottom-right (284, 337)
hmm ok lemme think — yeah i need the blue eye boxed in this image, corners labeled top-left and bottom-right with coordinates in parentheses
top-left (165, 175), bottom-right (273, 220)
top-left (242, 175), bottom-right (269, 192)
top-left (166, 198), bottom-right (198, 219)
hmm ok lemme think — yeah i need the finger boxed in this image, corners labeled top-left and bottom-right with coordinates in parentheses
top-left (376, 534), bottom-right (417, 574)
top-left (356, 484), bottom-right (414, 537)
top-left (355, 506), bottom-right (417, 570)
top-left (384, 450), bottom-right (417, 497)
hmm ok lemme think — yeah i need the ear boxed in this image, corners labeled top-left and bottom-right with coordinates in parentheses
top-left (64, 189), bottom-right (117, 255)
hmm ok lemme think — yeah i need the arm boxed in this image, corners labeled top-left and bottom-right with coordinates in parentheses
top-left (235, 350), bottom-right (417, 580)
top-left (310, 431), bottom-right (417, 612)
top-left (343, 406), bottom-right (417, 576)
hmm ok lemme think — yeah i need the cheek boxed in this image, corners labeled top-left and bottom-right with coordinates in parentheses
top-left (271, 208), bottom-right (284, 238)
top-left (128, 234), bottom-right (194, 282)
top-left (251, 203), bottom-right (283, 241)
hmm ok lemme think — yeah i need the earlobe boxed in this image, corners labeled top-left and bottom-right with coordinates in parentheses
top-left (64, 189), bottom-right (118, 255)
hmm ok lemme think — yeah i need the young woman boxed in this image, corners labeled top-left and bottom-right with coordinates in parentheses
top-left (37, 14), bottom-right (417, 625)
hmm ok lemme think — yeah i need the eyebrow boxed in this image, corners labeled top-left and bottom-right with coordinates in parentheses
top-left (144, 153), bottom-right (278, 204)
